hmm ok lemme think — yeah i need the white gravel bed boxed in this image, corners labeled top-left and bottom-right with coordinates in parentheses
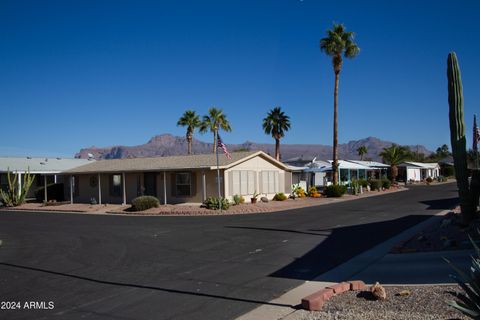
top-left (300, 285), bottom-right (468, 320)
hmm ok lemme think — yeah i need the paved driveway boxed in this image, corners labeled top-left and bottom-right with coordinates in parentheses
top-left (0, 183), bottom-right (458, 320)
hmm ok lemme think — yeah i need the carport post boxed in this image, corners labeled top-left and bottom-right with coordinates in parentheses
top-left (17, 172), bottom-right (22, 197)
top-left (44, 174), bottom-right (48, 203)
top-left (163, 171), bottom-right (167, 205)
top-left (202, 171), bottom-right (206, 202)
top-left (122, 172), bottom-right (126, 205)
top-left (69, 176), bottom-right (73, 204)
top-left (98, 173), bottom-right (102, 205)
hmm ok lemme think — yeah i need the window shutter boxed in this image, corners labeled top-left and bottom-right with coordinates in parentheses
top-left (232, 171), bottom-right (240, 195)
top-left (247, 171), bottom-right (255, 194)
top-left (275, 171), bottom-right (279, 192)
top-left (229, 171), bottom-right (234, 197)
top-left (240, 171), bottom-right (248, 195)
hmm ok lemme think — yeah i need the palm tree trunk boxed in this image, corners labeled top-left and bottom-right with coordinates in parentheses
top-left (213, 131), bottom-right (217, 154)
top-left (186, 131), bottom-right (193, 155)
top-left (391, 165), bottom-right (398, 182)
top-left (332, 71), bottom-right (340, 185)
top-left (275, 138), bottom-right (280, 161)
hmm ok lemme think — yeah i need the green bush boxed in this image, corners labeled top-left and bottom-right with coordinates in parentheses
top-left (358, 179), bottom-right (369, 188)
top-left (232, 194), bottom-right (242, 205)
top-left (381, 179), bottom-right (391, 189)
top-left (35, 183), bottom-right (65, 202)
top-left (131, 195), bottom-right (160, 211)
top-left (323, 185), bottom-right (347, 197)
top-left (273, 192), bottom-right (287, 201)
top-left (438, 175), bottom-right (448, 182)
top-left (203, 197), bottom-right (230, 210)
top-left (426, 177), bottom-right (433, 183)
top-left (369, 179), bottom-right (382, 191)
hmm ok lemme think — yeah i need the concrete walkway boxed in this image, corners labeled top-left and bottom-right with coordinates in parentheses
top-left (236, 208), bottom-right (472, 320)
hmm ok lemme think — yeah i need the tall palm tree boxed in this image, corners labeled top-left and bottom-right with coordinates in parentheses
top-left (357, 145), bottom-right (368, 160)
top-left (177, 110), bottom-right (201, 155)
top-left (379, 144), bottom-right (409, 182)
top-left (262, 107), bottom-right (291, 161)
top-left (199, 107), bottom-right (232, 153)
top-left (320, 23), bottom-right (360, 185)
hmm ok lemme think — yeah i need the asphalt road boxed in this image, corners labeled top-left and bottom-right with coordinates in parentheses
top-left (0, 183), bottom-right (459, 320)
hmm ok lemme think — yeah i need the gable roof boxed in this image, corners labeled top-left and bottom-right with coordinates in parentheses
top-left (0, 157), bottom-right (93, 173)
top-left (398, 162), bottom-right (440, 169)
top-left (347, 160), bottom-right (390, 169)
top-left (63, 151), bottom-right (290, 174)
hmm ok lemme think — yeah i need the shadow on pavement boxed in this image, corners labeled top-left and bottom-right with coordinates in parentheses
top-left (268, 215), bottom-right (433, 281)
top-left (0, 262), bottom-right (293, 308)
top-left (420, 197), bottom-right (459, 210)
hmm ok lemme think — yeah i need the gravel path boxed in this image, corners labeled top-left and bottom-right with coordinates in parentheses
top-left (300, 285), bottom-right (468, 320)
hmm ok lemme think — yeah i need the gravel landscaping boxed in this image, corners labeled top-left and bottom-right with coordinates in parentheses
top-left (3, 187), bottom-right (406, 215)
top-left (301, 285), bottom-right (467, 320)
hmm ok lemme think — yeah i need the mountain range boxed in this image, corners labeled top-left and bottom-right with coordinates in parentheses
top-left (75, 134), bottom-right (433, 162)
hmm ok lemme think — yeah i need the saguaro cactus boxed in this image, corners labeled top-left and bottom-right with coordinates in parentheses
top-left (448, 52), bottom-right (475, 223)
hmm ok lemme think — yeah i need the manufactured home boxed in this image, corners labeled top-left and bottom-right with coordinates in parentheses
top-left (61, 151), bottom-right (292, 204)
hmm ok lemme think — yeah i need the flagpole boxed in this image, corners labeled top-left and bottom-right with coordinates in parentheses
top-left (215, 129), bottom-right (222, 212)
top-left (475, 114), bottom-right (479, 169)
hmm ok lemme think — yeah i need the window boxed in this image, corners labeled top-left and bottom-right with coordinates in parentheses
top-left (176, 172), bottom-right (191, 196)
top-left (261, 171), bottom-right (279, 194)
top-left (110, 174), bottom-right (122, 197)
top-left (0, 174), bottom-right (8, 191)
top-left (231, 170), bottom-right (255, 196)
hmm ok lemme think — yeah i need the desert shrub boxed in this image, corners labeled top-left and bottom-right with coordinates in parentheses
top-left (358, 179), bottom-right (369, 188)
top-left (426, 177), bottom-right (433, 184)
top-left (381, 179), bottom-right (391, 189)
top-left (437, 175), bottom-right (447, 182)
top-left (35, 183), bottom-right (65, 202)
top-left (350, 179), bottom-right (360, 195)
top-left (369, 179), bottom-right (382, 191)
top-left (203, 197), bottom-right (230, 210)
top-left (131, 195), bottom-right (160, 211)
top-left (295, 187), bottom-right (306, 198)
top-left (232, 194), bottom-right (244, 205)
top-left (273, 192), bottom-right (287, 201)
top-left (308, 186), bottom-right (318, 197)
top-left (323, 185), bottom-right (347, 197)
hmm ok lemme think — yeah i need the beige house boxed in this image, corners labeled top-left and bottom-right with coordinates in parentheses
top-left (62, 151), bottom-right (292, 205)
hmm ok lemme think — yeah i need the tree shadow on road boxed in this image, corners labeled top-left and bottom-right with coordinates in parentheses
top-left (0, 262), bottom-right (293, 308)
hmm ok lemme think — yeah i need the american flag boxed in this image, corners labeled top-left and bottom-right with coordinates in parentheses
top-left (474, 115), bottom-right (480, 153)
top-left (217, 134), bottom-right (232, 159)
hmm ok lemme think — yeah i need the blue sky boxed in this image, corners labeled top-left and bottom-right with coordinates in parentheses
top-left (1, 0), bottom-right (479, 157)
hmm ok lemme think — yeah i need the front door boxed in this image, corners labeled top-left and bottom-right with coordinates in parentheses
top-left (144, 173), bottom-right (157, 196)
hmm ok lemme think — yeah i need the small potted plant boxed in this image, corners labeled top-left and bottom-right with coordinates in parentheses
top-left (251, 191), bottom-right (260, 204)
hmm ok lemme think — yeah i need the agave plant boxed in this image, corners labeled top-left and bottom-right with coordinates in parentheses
top-left (445, 231), bottom-right (480, 318)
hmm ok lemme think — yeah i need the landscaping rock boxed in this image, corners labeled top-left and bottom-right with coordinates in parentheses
top-left (371, 282), bottom-right (386, 300)
top-left (260, 197), bottom-right (268, 203)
